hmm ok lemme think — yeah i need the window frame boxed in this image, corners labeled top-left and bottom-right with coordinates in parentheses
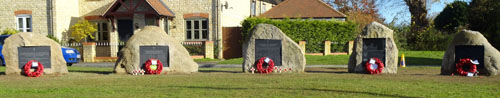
top-left (92, 21), bottom-right (110, 41)
top-left (261, 3), bottom-right (266, 14)
top-left (145, 17), bottom-right (157, 26)
top-left (16, 14), bottom-right (32, 32)
top-left (185, 18), bottom-right (209, 41)
top-left (251, 0), bottom-right (256, 16)
top-left (164, 19), bottom-right (169, 34)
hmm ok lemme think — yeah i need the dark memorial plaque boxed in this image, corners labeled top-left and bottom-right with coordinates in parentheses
top-left (455, 45), bottom-right (484, 69)
top-left (255, 39), bottom-right (282, 66)
top-left (18, 46), bottom-right (51, 69)
top-left (140, 46), bottom-right (169, 67)
top-left (362, 38), bottom-right (386, 66)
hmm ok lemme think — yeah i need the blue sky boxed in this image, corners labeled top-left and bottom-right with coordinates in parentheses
top-left (378, 0), bottom-right (471, 25)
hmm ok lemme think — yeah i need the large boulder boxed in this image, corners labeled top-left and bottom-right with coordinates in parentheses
top-left (114, 26), bottom-right (198, 74)
top-left (348, 22), bottom-right (398, 74)
top-left (442, 30), bottom-right (500, 76)
top-left (3, 32), bottom-right (67, 75)
top-left (242, 24), bottom-right (306, 73)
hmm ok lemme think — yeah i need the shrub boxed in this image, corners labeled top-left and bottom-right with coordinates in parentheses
top-left (1, 28), bottom-right (18, 35)
top-left (391, 24), bottom-right (454, 51)
top-left (46, 35), bottom-right (60, 44)
top-left (70, 20), bottom-right (97, 42)
top-left (184, 45), bottom-right (203, 55)
top-left (241, 17), bottom-right (358, 53)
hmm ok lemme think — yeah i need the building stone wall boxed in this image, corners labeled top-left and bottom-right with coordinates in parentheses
top-left (161, 0), bottom-right (214, 41)
top-left (254, 0), bottom-right (274, 16)
top-left (221, 0), bottom-right (250, 27)
top-left (0, 0), bottom-right (48, 35)
top-left (220, 0), bottom-right (274, 27)
top-left (79, 0), bottom-right (115, 17)
top-left (53, 0), bottom-right (80, 42)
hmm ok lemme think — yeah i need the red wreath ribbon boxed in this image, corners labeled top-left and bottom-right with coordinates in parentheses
top-left (23, 60), bottom-right (44, 77)
top-left (256, 57), bottom-right (275, 74)
top-left (456, 58), bottom-right (477, 76)
top-left (365, 58), bottom-right (384, 74)
top-left (144, 58), bottom-right (163, 74)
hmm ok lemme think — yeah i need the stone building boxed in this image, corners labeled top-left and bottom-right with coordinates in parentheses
top-left (0, 0), bottom-right (280, 59)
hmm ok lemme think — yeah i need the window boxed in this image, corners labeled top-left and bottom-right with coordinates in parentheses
top-left (185, 19), bottom-right (208, 40)
top-left (145, 18), bottom-right (157, 26)
top-left (16, 15), bottom-right (32, 32)
top-left (94, 22), bottom-right (109, 41)
top-left (251, 1), bottom-right (256, 16)
top-left (261, 3), bottom-right (266, 14)
top-left (164, 19), bottom-right (169, 34)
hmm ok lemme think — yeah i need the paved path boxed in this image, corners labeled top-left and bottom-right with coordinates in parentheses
top-left (73, 62), bottom-right (349, 68)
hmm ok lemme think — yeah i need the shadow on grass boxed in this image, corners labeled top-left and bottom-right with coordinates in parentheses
top-left (199, 64), bottom-right (216, 68)
top-left (403, 57), bottom-right (442, 66)
top-left (305, 68), bottom-right (349, 74)
top-left (171, 86), bottom-right (417, 98)
top-left (306, 70), bottom-right (349, 74)
top-left (198, 70), bottom-right (242, 73)
top-left (68, 70), bottom-right (113, 75)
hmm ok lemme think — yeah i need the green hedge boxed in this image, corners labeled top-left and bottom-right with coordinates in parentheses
top-left (241, 17), bottom-right (358, 53)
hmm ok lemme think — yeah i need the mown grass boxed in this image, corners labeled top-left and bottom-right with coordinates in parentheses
top-left (193, 58), bottom-right (220, 62)
top-left (217, 51), bottom-right (445, 65)
top-left (0, 66), bottom-right (499, 97)
top-left (399, 51), bottom-right (444, 65)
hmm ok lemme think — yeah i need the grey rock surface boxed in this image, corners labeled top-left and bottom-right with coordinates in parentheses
top-left (3, 32), bottom-right (67, 75)
top-left (442, 30), bottom-right (500, 76)
top-left (114, 26), bottom-right (198, 74)
top-left (242, 24), bottom-right (306, 73)
top-left (348, 22), bottom-right (398, 74)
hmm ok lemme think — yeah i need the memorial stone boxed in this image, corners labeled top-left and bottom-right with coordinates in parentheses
top-left (442, 30), bottom-right (500, 76)
top-left (114, 26), bottom-right (198, 74)
top-left (348, 22), bottom-right (398, 74)
top-left (3, 32), bottom-right (67, 75)
top-left (242, 24), bottom-right (306, 73)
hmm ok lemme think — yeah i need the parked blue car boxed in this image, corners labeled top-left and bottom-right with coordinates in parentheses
top-left (0, 35), bottom-right (80, 66)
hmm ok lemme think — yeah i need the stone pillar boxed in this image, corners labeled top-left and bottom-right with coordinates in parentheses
top-left (82, 42), bottom-right (96, 62)
top-left (204, 41), bottom-right (214, 59)
top-left (348, 40), bottom-right (354, 55)
top-left (324, 41), bottom-right (331, 56)
top-left (299, 41), bottom-right (306, 54)
top-left (110, 20), bottom-right (119, 57)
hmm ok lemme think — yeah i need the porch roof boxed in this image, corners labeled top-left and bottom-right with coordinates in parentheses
top-left (102, 0), bottom-right (175, 17)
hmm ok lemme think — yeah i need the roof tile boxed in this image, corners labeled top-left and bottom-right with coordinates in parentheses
top-left (260, 0), bottom-right (346, 19)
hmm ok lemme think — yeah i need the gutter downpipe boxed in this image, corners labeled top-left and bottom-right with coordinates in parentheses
top-left (215, 0), bottom-right (223, 59)
top-left (47, 0), bottom-right (54, 36)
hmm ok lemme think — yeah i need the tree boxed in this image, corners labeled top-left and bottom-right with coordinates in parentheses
top-left (434, 1), bottom-right (469, 32)
top-left (324, 0), bottom-right (384, 33)
top-left (469, 0), bottom-right (500, 48)
top-left (403, 0), bottom-right (430, 45)
top-left (70, 20), bottom-right (97, 42)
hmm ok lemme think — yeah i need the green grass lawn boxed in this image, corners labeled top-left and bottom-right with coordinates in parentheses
top-left (193, 58), bottom-right (220, 62)
top-left (0, 66), bottom-right (499, 97)
top-left (216, 51), bottom-right (445, 65)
